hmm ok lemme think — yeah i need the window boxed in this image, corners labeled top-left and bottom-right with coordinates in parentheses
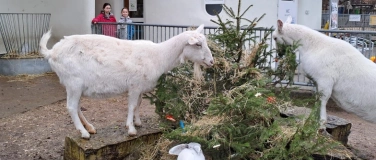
top-left (206, 4), bottom-right (222, 16)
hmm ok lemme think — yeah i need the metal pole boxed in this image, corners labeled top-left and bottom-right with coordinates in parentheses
top-left (329, 0), bottom-right (339, 37)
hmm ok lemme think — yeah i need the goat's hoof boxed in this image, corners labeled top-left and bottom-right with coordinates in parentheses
top-left (128, 132), bottom-right (137, 136)
top-left (81, 131), bottom-right (91, 139)
top-left (134, 122), bottom-right (142, 127)
top-left (88, 128), bottom-right (96, 134)
top-left (127, 127), bottom-right (137, 136)
top-left (86, 124), bottom-right (96, 134)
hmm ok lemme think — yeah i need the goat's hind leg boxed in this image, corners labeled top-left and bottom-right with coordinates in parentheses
top-left (78, 108), bottom-right (96, 134)
top-left (66, 88), bottom-right (90, 139)
top-left (134, 94), bottom-right (142, 127)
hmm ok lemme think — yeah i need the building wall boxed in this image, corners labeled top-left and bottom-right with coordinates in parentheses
top-left (0, 0), bottom-right (322, 54)
top-left (144, 0), bottom-right (322, 29)
top-left (298, 0), bottom-right (323, 29)
top-left (0, 0), bottom-right (95, 53)
top-left (144, 1), bottom-right (278, 28)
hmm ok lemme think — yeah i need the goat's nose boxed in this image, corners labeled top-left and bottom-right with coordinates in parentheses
top-left (210, 60), bottom-right (214, 65)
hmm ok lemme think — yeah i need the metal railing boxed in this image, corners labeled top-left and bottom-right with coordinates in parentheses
top-left (321, 29), bottom-right (375, 58)
top-left (91, 23), bottom-right (274, 61)
top-left (92, 23), bottom-right (376, 87)
top-left (0, 13), bottom-right (51, 57)
top-left (322, 14), bottom-right (376, 31)
top-left (92, 23), bottom-right (222, 41)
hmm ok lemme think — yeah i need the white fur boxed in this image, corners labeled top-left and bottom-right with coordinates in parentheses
top-left (169, 142), bottom-right (205, 160)
top-left (39, 24), bottom-right (213, 138)
top-left (272, 17), bottom-right (376, 128)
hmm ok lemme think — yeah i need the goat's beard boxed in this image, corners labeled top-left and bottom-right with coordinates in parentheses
top-left (193, 63), bottom-right (203, 82)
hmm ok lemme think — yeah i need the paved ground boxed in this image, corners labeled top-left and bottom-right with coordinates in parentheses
top-left (0, 73), bottom-right (66, 119)
top-left (0, 73), bottom-right (158, 159)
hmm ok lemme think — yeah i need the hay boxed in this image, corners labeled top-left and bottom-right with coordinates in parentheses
top-left (243, 42), bottom-right (263, 68)
top-left (207, 39), bottom-right (224, 55)
top-left (187, 116), bottom-right (224, 137)
top-left (168, 70), bottom-right (214, 122)
top-left (1, 52), bottom-right (43, 59)
top-left (2, 72), bottom-right (56, 82)
top-left (193, 63), bottom-right (203, 82)
top-left (138, 136), bottom-right (176, 160)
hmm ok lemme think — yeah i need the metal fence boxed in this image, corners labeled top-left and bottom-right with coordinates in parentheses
top-left (0, 13), bottom-right (51, 57)
top-left (322, 14), bottom-right (376, 31)
top-left (92, 23), bottom-right (376, 87)
top-left (92, 23), bottom-right (272, 44)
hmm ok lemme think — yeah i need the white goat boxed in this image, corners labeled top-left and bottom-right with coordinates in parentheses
top-left (39, 24), bottom-right (214, 139)
top-left (272, 17), bottom-right (376, 128)
top-left (169, 142), bottom-right (205, 160)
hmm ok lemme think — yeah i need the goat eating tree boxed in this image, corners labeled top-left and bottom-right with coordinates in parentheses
top-left (39, 24), bottom-right (214, 139)
top-left (272, 16), bottom-right (376, 130)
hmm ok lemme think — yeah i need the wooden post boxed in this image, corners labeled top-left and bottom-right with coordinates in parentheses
top-left (64, 124), bottom-right (161, 160)
top-left (326, 115), bottom-right (352, 146)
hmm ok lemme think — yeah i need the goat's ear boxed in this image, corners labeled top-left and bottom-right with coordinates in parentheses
top-left (188, 36), bottom-right (199, 45)
top-left (285, 16), bottom-right (292, 24)
top-left (169, 144), bottom-right (188, 155)
top-left (277, 20), bottom-right (283, 33)
top-left (196, 24), bottom-right (204, 33)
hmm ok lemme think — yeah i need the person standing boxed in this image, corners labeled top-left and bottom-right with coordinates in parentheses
top-left (118, 7), bottom-right (135, 40)
top-left (92, 3), bottom-right (117, 37)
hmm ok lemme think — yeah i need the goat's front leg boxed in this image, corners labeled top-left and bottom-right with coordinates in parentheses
top-left (126, 92), bottom-right (141, 136)
top-left (317, 81), bottom-right (333, 130)
top-left (319, 96), bottom-right (329, 129)
top-left (134, 94), bottom-right (142, 127)
top-left (66, 88), bottom-right (90, 139)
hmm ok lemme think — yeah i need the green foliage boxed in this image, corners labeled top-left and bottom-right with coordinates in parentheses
top-left (210, 2), bottom-right (267, 63)
top-left (209, 0), bottom-right (274, 68)
top-left (268, 42), bottom-right (300, 87)
top-left (145, 0), bottom-right (338, 159)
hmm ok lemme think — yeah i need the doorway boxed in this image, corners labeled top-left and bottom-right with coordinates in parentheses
top-left (124, 0), bottom-right (144, 22)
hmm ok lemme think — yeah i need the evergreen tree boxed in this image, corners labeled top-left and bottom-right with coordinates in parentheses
top-left (146, 0), bottom-right (337, 159)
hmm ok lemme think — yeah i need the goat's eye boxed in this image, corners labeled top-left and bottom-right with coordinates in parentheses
top-left (273, 37), bottom-right (277, 41)
top-left (196, 44), bottom-right (202, 47)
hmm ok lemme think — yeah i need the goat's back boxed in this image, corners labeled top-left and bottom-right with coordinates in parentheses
top-left (48, 34), bottom-right (159, 98)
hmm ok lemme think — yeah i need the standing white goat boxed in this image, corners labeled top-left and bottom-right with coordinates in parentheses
top-left (169, 142), bottom-right (205, 160)
top-left (272, 17), bottom-right (376, 129)
top-left (39, 24), bottom-right (214, 139)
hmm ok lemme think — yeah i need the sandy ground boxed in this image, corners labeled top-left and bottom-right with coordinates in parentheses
top-left (0, 74), bottom-right (158, 160)
top-left (0, 74), bottom-right (375, 160)
top-left (326, 99), bottom-right (376, 160)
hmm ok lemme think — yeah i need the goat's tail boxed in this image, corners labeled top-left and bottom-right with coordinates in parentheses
top-left (39, 30), bottom-right (52, 59)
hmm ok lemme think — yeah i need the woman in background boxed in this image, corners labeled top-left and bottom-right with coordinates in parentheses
top-left (92, 3), bottom-right (117, 37)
